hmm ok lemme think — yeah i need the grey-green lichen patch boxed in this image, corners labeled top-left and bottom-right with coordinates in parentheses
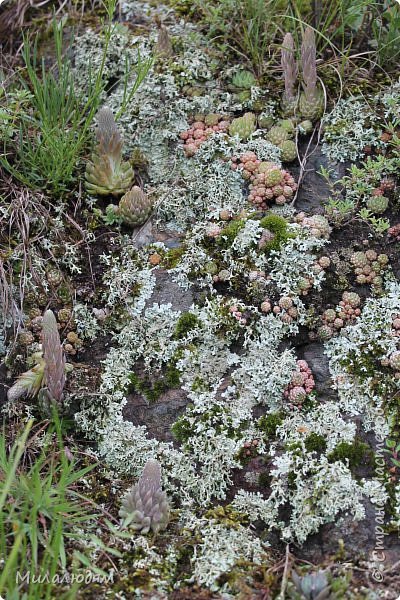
top-left (321, 97), bottom-right (383, 162)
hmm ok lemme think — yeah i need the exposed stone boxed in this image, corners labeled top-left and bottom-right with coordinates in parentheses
top-left (123, 387), bottom-right (188, 443)
top-left (147, 269), bottom-right (194, 312)
top-left (300, 342), bottom-right (336, 401)
top-left (293, 143), bottom-right (347, 212)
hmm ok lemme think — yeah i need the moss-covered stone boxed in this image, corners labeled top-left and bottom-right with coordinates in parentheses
top-left (163, 246), bottom-right (186, 268)
top-left (174, 311), bottom-right (200, 338)
top-left (128, 360), bottom-right (181, 403)
top-left (205, 505), bottom-right (248, 528)
top-left (305, 432), bottom-right (328, 453)
top-left (218, 219), bottom-right (246, 247)
top-left (258, 213), bottom-right (292, 252)
top-left (258, 412), bottom-right (283, 439)
top-left (171, 411), bottom-right (194, 443)
top-left (258, 471), bottom-right (271, 488)
top-left (165, 363), bottom-right (181, 388)
top-left (328, 440), bottom-right (372, 469)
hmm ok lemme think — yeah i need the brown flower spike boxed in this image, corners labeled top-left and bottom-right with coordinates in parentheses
top-left (42, 309), bottom-right (65, 403)
top-left (299, 27), bottom-right (324, 120)
top-left (281, 32), bottom-right (298, 105)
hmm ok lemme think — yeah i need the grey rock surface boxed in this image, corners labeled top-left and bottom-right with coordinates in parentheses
top-left (293, 143), bottom-right (346, 213)
top-left (301, 342), bottom-right (337, 401)
top-left (147, 269), bottom-right (194, 312)
top-left (123, 387), bottom-right (188, 443)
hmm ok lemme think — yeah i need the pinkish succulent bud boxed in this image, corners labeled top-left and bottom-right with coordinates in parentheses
top-left (119, 459), bottom-right (170, 534)
top-left (261, 300), bottom-right (272, 313)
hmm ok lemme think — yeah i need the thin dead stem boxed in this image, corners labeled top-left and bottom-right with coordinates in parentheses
top-left (279, 544), bottom-right (292, 599)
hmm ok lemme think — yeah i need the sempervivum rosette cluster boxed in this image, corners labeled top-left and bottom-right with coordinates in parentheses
top-left (231, 152), bottom-right (297, 209)
top-left (119, 459), bottom-right (170, 535)
top-left (382, 349), bottom-right (400, 379)
top-left (107, 186), bottom-right (153, 228)
top-left (391, 314), bottom-right (400, 338)
top-left (388, 223), bottom-right (400, 241)
top-left (265, 120), bottom-right (298, 163)
top-left (295, 213), bottom-right (331, 239)
top-left (350, 250), bottom-right (388, 287)
top-left (261, 295), bottom-right (299, 325)
top-left (228, 303), bottom-right (248, 326)
top-left (366, 177), bottom-right (395, 214)
top-left (228, 112), bottom-right (256, 140)
top-left (85, 107), bottom-right (134, 197)
top-left (242, 438), bottom-right (260, 458)
top-left (231, 151), bottom-right (261, 179)
top-left (180, 114), bottom-right (230, 156)
top-left (311, 255), bottom-right (331, 277)
top-left (284, 360), bottom-right (315, 407)
top-left (249, 162), bottom-right (297, 208)
top-left (366, 192), bottom-right (389, 215)
top-left (388, 351), bottom-right (400, 376)
top-left (319, 291), bottom-right (361, 340)
top-left (118, 186), bottom-right (153, 227)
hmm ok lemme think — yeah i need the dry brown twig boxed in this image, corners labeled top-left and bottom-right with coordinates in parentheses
top-left (278, 544), bottom-right (292, 599)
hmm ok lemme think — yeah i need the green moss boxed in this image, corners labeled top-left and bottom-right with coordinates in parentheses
top-left (258, 213), bottom-right (292, 252)
top-left (171, 412), bottom-right (193, 443)
top-left (258, 472), bottom-right (271, 488)
top-left (217, 219), bottom-right (246, 248)
top-left (128, 360), bottom-right (181, 403)
top-left (304, 433), bottom-right (328, 453)
top-left (330, 574), bottom-right (351, 596)
top-left (165, 364), bottom-right (181, 388)
top-left (174, 311), bottom-right (200, 338)
top-left (386, 479), bottom-right (399, 526)
top-left (191, 376), bottom-right (207, 392)
top-left (152, 380), bottom-right (167, 400)
top-left (258, 412), bottom-right (283, 439)
top-left (259, 214), bottom-right (287, 232)
top-left (328, 440), bottom-right (372, 469)
top-left (128, 372), bottom-right (139, 388)
top-left (128, 373), bottom-right (161, 402)
top-left (163, 245), bottom-right (186, 269)
top-left (287, 471), bottom-right (297, 487)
